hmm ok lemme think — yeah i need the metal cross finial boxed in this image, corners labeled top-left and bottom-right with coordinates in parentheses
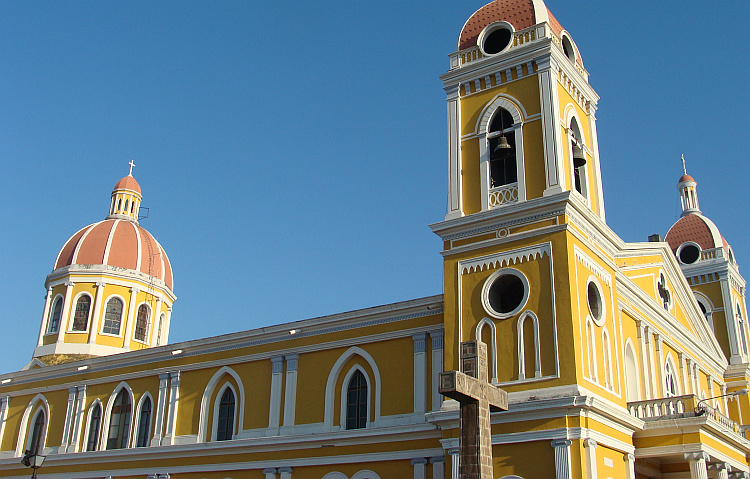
top-left (681, 154), bottom-right (687, 175)
top-left (128, 160), bottom-right (136, 176)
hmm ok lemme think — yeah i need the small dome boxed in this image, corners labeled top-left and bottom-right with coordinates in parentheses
top-left (458, 0), bottom-right (565, 50)
top-left (54, 219), bottom-right (173, 290)
top-left (114, 175), bottom-right (141, 195)
top-left (678, 174), bottom-right (695, 183)
top-left (665, 213), bottom-right (730, 256)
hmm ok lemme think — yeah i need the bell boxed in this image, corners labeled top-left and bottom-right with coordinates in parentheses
top-left (572, 144), bottom-right (586, 168)
top-left (494, 135), bottom-right (512, 155)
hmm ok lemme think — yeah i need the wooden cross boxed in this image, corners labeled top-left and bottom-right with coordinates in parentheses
top-left (439, 340), bottom-right (508, 479)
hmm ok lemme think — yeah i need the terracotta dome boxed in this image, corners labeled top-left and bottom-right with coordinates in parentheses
top-left (54, 219), bottom-right (173, 290)
top-left (678, 174), bottom-right (695, 183)
top-left (665, 213), bottom-right (729, 255)
top-left (113, 175), bottom-right (141, 195)
top-left (459, 0), bottom-right (565, 50)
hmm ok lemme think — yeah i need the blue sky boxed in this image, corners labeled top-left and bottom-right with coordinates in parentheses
top-left (1, 1), bottom-right (748, 373)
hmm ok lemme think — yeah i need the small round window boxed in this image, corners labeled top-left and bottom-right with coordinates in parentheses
top-left (482, 268), bottom-right (529, 319)
top-left (587, 280), bottom-right (604, 325)
top-left (561, 33), bottom-right (577, 63)
top-left (479, 22), bottom-right (514, 56)
top-left (678, 242), bottom-right (701, 264)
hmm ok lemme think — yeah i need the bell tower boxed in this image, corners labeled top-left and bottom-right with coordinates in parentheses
top-left (442, 0), bottom-right (604, 221)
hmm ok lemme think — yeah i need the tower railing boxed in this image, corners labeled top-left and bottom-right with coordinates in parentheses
top-left (489, 182), bottom-right (518, 208)
top-left (450, 24), bottom-right (551, 70)
top-left (628, 395), bottom-right (745, 438)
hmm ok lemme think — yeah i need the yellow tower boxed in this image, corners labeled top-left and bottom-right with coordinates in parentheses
top-left (31, 167), bottom-right (176, 366)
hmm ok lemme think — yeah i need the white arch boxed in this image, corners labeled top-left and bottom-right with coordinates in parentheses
top-left (81, 398), bottom-right (103, 452)
top-left (517, 311), bottom-right (541, 380)
top-left (211, 382), bottom-right (239, 441)
top-left (101, 381), bottom-right (135, 450)
top-left (47, 294), bottom-right (64, 333)
top-left (624, 339), bottom-right (640, 402)
top-left (132, 301), bottom-right (153, 343)
top-left (69, 292), bottom-right (93, 332)
top-left (352, 471), bottom-right (382, 479)
top-left (475, 318), bottom-right (498, 382)
top-left (198, 366), bottom-right (245, 442)
top-left (324, 346), bottom-right (381, 428)
top-left (132, 391), bottom-right (154, 447)
top-left (15, 394), bottom-right (50, 457)
top-left (339, 364), bottom-right (372, 430)
top-left (664, 354), bottom-right (679, 397)
top-left (564, 105), bottom-right (590, 202)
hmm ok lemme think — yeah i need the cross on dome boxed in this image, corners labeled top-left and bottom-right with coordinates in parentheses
top-left (128, 160), bottom-right (136, 176)
top-left (682, 154), bottom-right (687, 176)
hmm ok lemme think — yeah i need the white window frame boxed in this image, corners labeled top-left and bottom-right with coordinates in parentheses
top-left (100, 295), bottom-right (127, 338)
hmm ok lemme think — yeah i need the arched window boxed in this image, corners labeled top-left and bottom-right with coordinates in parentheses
top-left (134, 304), bottom-right (150, 342)
top-left (664, 360), bottom-right (678, 397)
top-left (488, 108), bottom-right (517, 189)
top-left (586, 320), bottom-right (597, 381)
top-left (695, 296), bottom-right (713, 330)
top-left (346, 370), bottom-right (368, 430)
top-left (135, 397), bottom-right (152, 447)
top-left (156, 313), bottom-right (165, 346)
top-left (106, 389), bottom-right (132, 450)
top-left (216, 388), bottom-right (235, 441)
top-left (602, 328), bottom-right (613, 389)
top-left (102, 298), bottom-right (124, 335)
top-left (117, 198), bottom-right (122, 212)
top-left (72, 295), bottom-right (91, 331)
top-left (124, 199), bottom-right (129, 213)
top-left (86, 403), bottom-right (102, 451)
top-left (569, 117), bottom-right (587, 198)
top-left (624, 342), bottom-right (640, 401)
top-left (738, 305), bottom-right (748, 356)
top-left (28, 410), bottom-right (46, 454)
top-left (48, 297), bottom-right (63, 333)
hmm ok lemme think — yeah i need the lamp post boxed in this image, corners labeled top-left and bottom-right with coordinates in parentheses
top-left (20, 450), bottom-right (45, 479)
top-left (695, 388), bottom-right (749, 416)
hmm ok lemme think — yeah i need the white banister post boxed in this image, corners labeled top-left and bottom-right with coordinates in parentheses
top-left (151, 373), bottom-right (169, 446)
top-left (430, 455), bottom-right (445, 479)
top-left (411, 457), bottom-right (428, 479)
top-left (431, 331), bottom-right (444, 411)
top-left (268, 356), bottom-right (284, 433)
top-left (88, 282), bottom-right (106, 344)
top-left (413, 333), bottom-right (427, 416)
top-left (583, 439), bottom-right (598, 479)
top-left (56, 281), bottom-right (75, 344)
top-left (624, 453), bottom-right (636, 479)
top-left (684, 452), bottom-right (709, 479)
top-left (37, 287), bottom-right (53, 346)
top-left (551, 439), bottom-right (573, 479)
top-left (449, 447), bottom-right (459, 479)
top-left (282, 354), bottom-right (298, 431)
top-left (68, 385), bottom-right (87, 452)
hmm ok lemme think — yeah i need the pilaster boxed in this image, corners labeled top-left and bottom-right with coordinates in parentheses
top-left (411, 457), bottom-right (428, 479)
top-left (449, 447), bottom-right (459, 479)
top-left (583, 439), bottom-right (597, 479)
top-left (163, 371), bottom-right (181, 445)
top-left (278, 466), bottom-right (292, 479)
top-left (413, 333), bottom-right (427, 416)
top-left (268, 356), bottom-right (284, 433)
top-left (430, 456), bottom-right (445, 479)
top-left (282, 354), bottom-right (298, 430)
top-left (88, 282), bottom-right (106, 344)
top-left (263, 468), bottom-right (277, 479)
top-left (445, 84), bottom-right (462, 220)
top-left (551, 439), bottom-right (572, 479)
top-left (536, 56), bottom-right (565, 196)
top-left (624, 453), bottom-right (635, 479)
top-left (56, 281), bottom-right (75, 344)
top-left (123, 287), bottom-right (140, 348)
top-left (68, 385), bottom-right (86, 452)
top-left (37, 287), bottom-right (53, 347)
top-left (0, 396), bottom-right (8, 449)
top-left (151, 373), bottom-right (169, 446)
top-left (59, 387), bottom-right (78, 454)
top-left (431, 331), bottom-right (444, 411)
top-left (684, 452), bottom-right (709, 479)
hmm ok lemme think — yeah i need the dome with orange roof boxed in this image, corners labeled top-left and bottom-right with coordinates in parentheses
top-left (113, 174), bottom-right (141, 195)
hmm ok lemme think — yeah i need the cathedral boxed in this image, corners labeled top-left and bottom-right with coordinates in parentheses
top-left (2, 1), bottom-right (749, 478)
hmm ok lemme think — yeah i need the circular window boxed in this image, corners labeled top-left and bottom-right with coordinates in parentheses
top-left (587, 279), bottom-right (605, 326)
top-left (678, 243), bottom-right (701, 264)
top-left (482, 268), bottom-right (529, 319)
top-left (561, 33), bottom-right (576, 62)
top-left (479, 22), bottom-right (514, 56)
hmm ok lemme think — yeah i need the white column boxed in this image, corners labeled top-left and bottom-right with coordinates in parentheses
top-left (449, 448), bottom-right (459, 479)
top-left (444, 83), bottom-right (462, 220)
top-left (679, 352), bottom-right (688, 395)
top-left (163, 307), bottom-right (173, 344)
top-left (268, 356), bottom-right (284, 433)
top-left (684, 452), bottom-right (709, 479)
top-left (163, 371), bottom-right (181, 445)
top-left (644, 329), bottom-right (656, 397)
top-left (88, 282), bottom-right (106, 344)
top-left (720, 275), bottom-right (742, 364)
top-left (413, 333), bottom-right (427, 416)
top-left (637, 323), bottom-right (651, 399)
top-left (536, 56), bottom-right (566, 196)
top-left (56, 281), bottom-right (75, 344)
top-left (278, 466), bottom-right (292, 479)
top-left (430, 456), bottom-right (445, 479)
top-left (654, 335), bottom-right (664, 397)
top-left (150, 298), bottom-right (163, 347)
top-left (685, 358), bottom-right (694, 395)
top-left (551, 439), bottom-right (573, 479)
top-left (0, 396), bottom-right (9, 449)
top-left (411, 457), bottom-right (427, 479)
top-left (58, 387), bottom-right (78, 453)
top-left (68, 385), bottom-right (86, 453)
top-left (37, 287), bottom-right (53, 346)
top-left (431, 331), bottom-right (444, 411)
top-left (151, 373), bottom-right (169, 446)
top-left (282, 354), bottom-right (298, 430)
top-left (583, 439), bottom-right (598, 479)
top-left (122, 288), bottom-right (140, 348)
top-left (624, 453), bottom-right (635, 479)
top-left (263, 468), bottom-right (277, 479)
top-left (709, 463), bottom-right (731, 479)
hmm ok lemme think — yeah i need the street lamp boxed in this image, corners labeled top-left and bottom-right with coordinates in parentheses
top-left (695, 388), bottom-right (749, 416)
top-left (20, 450), bottom-right (45, 479)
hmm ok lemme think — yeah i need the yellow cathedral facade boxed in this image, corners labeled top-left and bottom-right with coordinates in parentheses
top-left (2, 1), bottom-right (749, 478)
